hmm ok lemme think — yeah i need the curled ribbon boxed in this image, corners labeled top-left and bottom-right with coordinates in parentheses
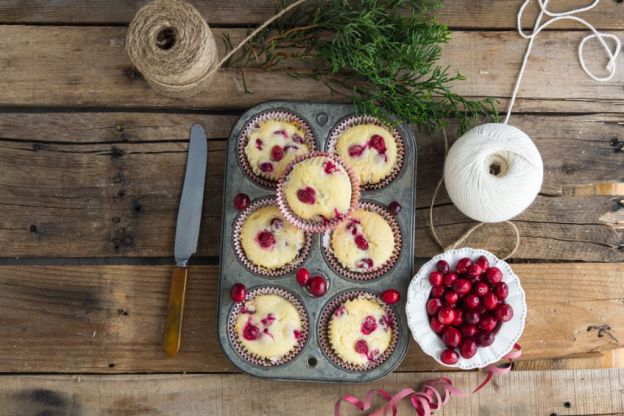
top-left (335, 343), bottom-right (521, 416)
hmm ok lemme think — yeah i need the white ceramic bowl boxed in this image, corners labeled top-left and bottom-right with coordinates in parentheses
top-left (406, 248), bottom-right (527, 369)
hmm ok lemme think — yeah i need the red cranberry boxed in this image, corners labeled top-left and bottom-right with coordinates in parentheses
top-left (270, 145), bottom-right (284, 161)
top-left (255, 138), bottom-right (263, 150)
top-left (452, 309), bottom-right (464, 326)
top-left (444, 290), bottom-right (459, 305)
top-left (307, 275), bottom-right (328, 297)
top-left (259, 162), bottom-right (273, 173)
top-left (440, 349), bottom-right (459, 365)
top-left (467, 264), bottom-right (482, 278)
top-left (463, 293), bottom-right (481, 309)
top-left (293, 134), bottom-right (304, 144)
top-left (493, 282), bottom-right (509, 300)
top-left (430, 286), bottom-right (445, 298)
top-left (233, 193), bottom-right (250, 211)
top-left (442, 327), bottom-right (462, 348)
top-left (293, 329), bottom-right (303, 340)
top-left (482, 292), bottom-right (499, 310)
top-left (256, 231), bottom-right (275, 249)
top-left (354, 235), bottom-right (369, 250)
top-left (443, 272), bottom-right (458, 288)
top-left (495, 303), bottom-right (514, 322)
top-left (460, 323), bottom-right (478, 337)
top-left (230, 283), bottom-right (246, 303)
top-left (485, 267), bottom-right (503, 284)
top-left (452, 278), bottom-right (472, 295)
top-left (476, 255), bottom-right (489, 271)
top-left (354, 339), bottom-right (369, 354)
top-left (243, 321), bottom-right (260, 340)
top-left (430, 317), bottom-right (446, 334)
top-left (456, 257), bottom-right (472, 274)
top-left (429, 271), bottom-right (443, 287)
top-left (356, 258), bottom-right (374, 269)
top-left (388, 201), bottom-right (401, 215)
top-left (323, 160), bottom-right (337, 174)
top-left (296, 186), bottom-right (316, 204)
top-left (437, 306), bottom-right (456, 326)
top-left (478, 314), bottom-right (498, 333)
top-left (477, 332), bottom-right (496, 347)
top-left (460, 338), bottom-right (478, 359)
top-left (270, 217), bottom-right (283, 231)
top-left (380, 289), bottom-right (400, 305)
top-left (464, 310), bottom-right (481, 325)
top-left (436, 260), bottom-right (450, 274)
top-left (369, 134), bottom-right (387, 153)
top-left (426, 298), bottom-right (443, 316)
top-left (361, 315), bottom-right (378, 335)
top-left (348, 144), bottom-right (365, 157)
top-left (473, 281), bottom-right (490, 297)
top-left (273, 129), bottom-right (288, 138)
top-left (295, 268), bottom-right (310, 286)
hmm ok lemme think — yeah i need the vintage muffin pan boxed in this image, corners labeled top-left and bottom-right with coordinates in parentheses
top-left (218, 101), bottom-right (416, 382)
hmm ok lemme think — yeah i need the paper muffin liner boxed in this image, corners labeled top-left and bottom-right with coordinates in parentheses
top-left (276, 151), bottom-right (361, 233)
top-left (228, 286), bottom-right (309, 367)
top-left (232, 197), bottom-right (312, 277)
top-left (405, 248), bottom-right (527, 369)
top-left (238, 110), bottom-right (317, 188)
top-left (318, 291), bottom-right (398, 372)
top-left (321, 201), bottom-right (402, 281)
top-left (326, 114), bottom-right (405, 190)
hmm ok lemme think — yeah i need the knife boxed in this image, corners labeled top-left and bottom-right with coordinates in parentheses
top-left (163, 124), bottom-right (207, 357)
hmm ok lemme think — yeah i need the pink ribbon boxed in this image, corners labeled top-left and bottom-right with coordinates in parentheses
top-left (335, 343), bottom-right (521, 416)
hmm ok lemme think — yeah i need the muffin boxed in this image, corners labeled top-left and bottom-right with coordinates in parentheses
top-left (330, 208), bottom-right (395, 273)
top-left (328, 296), bottom-right (393, 366)
top-left (244, 119), bottom-right (311, 181)
top-left (234, 293), bottom-right (304, 361)
top-left (334, 123), bottom-right (399, 186)
top-left (239, 205), bottom-right (306, 270)
top-left (277, 153), bottom-right (359, 231)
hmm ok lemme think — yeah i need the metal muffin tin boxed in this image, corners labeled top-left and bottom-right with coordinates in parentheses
top-left (217, 100), bottom-right (416, 382)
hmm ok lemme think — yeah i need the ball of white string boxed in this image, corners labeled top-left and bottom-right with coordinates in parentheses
top-left (443, 123), bottom-right (543, 223)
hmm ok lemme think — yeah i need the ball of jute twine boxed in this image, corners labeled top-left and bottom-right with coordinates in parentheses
top-left (126, 0), bottom-right (308, 98)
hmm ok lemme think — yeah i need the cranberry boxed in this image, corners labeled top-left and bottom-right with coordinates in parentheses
top-left (444, 290), bottom-right (459, 305)
top-left (270, 145), bottom-right (284, 161)
top-left (478, 314), bottom-right (498, 333)
top-left (356, 258), bottom-right (374, 269)
top-left (452, 310), bottom-right (464, 326)
top-left (429, 271), bottom-right (443, 287)
top-left (482, 292), bottom-right (499, 310)
top-left (477, 332), bottom-right (496, 347)
top-left (388, 201), bottom-right (401, 215)
top-left (361, 316), bottom-right (378, 335)
top-left (270, 218), bottom-right (283, 231)
top-left (460, 323), bottom-right (478, 337)
top-left (243, 321), bottom-right (260, 340)
top-left (295, 268), bottom-right (310, 286)
top-left (430, 317), bottom-right (446, 334)
top-left (255, 138), bottom-right (263, 150)
top-left (467, 264), bottom-right (482, 278)
top-left (293, 134), bottom-right (304, 144)
top-left (380, 289), bottom-right (400, 305)
top-left (348, 144), bottom-right (365, 157)
top-left (256, 231), bottom-right (275, 248)
top-left (456, 257), bottom-right (472, 274)
top-left (473, 281), bottom-right (490, 297)
top-left (476, 255), bottom-right (489, 271)
top-left (493, 282), bottom-right (509, 300)
top-left (259, 162), bottom-right (273, 173)
top-left (442, 327), bottom-right (462, 348)
top-left (230, 283), bottom-right (246, 303)
top-left (485, 267), bottom-right (503, 284)
top-left (354, 235), bottom-right (369, 250)
top-left (437, 306), bottom-right (456, 326)
top-left (440, 349), bottom-right (459, 365)
top-left (233, 193), bottom-right (250, 211)
top-left (463, 293), bottom-right (481, 309)
top-left (293, 329), bottom-right (303, 340)
top-left (369, 134), bottom-right (387, 153)
top-left (460, 338), bottom-right (478, 359)
top-left (261, 313), bottom-right (276, 326)
top-left (443, 272), bottom-right (458, 288)
top-left (354, 339), bottom-right (369, 354)
top-left (436, 260), bottom-right (450, 274)
top-left (307, 275), bottom-right (328, 297)
top-left (430, 286), bottom-right (445, 298)
top-left (426, 298), bottom-right (443, 316)
top-left (452, 278), bottom-right (472, 295)
top-left (495, 303), bottom-right (514, 322)
top-left (323, 160), bottom-right (337, 174)
top-left (296, 186), bottom-right (316, 204)
top-left (464, 310), bottom-right (481, 325)
top-left (273, 129), bottom-right (288, 138)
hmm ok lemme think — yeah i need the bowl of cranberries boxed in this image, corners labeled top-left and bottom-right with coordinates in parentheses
top-left (405, 248), bottom-right (527, 369)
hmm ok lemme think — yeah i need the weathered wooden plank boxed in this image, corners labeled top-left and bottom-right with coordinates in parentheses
top-left (0, 370), bottom-right (623, 415)
top-left (1, 26), bottom-right (624, 113)
top-left (0, 264), bottom-right (621, 373)
top-left (1, 112), bottom-right (622, 260)
top-left (2, 0), bottom-right (623, 30)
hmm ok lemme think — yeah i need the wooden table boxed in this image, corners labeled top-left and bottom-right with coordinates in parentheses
top-left (1, 1), bottom-right (623, 414)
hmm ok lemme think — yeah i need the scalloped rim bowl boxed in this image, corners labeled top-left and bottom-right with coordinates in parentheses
top-left (406, 248), bottom-right (527, 369)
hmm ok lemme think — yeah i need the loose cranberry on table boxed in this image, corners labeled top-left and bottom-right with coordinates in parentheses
top-left (233, 193), bottom-right (250, 211)
top-left (388, 201), bottom-right (401, 215)
top-left (295, 268), bottom-right (310, 286)
top-left (307, 275), bottom-right (328, 297)
top-left (230, 283), bottom-right (246, 303)
top-left (380, 289), bottom-right (401, 305)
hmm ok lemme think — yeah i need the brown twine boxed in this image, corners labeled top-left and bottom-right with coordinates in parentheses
top-left (429, 128), bottom-right (521, 260)
top-left (126, 0), bottom-right (309, 98)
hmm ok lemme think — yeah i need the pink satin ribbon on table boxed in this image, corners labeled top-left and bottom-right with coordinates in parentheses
top-left (335, 343), bottom-right (522, 416)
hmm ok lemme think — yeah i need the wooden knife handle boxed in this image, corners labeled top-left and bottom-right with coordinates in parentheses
top-left (163, 266), bottom-right (188, 357)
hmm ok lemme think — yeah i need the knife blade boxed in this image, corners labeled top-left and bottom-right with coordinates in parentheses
top-left (163, 124), bottom-right (207, 357)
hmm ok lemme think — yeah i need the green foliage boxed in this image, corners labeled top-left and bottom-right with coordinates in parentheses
top-left (224, 0), bottom-right (497, 132)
